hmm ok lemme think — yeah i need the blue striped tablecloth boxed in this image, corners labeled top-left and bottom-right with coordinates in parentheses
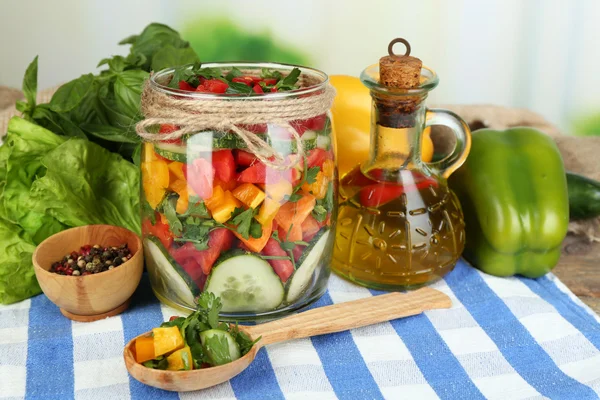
top-left (2, 259), bottom-right (600, 400)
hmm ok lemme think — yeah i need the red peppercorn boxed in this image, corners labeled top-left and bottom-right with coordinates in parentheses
top-left (66, 270), bottom-right (72, 275)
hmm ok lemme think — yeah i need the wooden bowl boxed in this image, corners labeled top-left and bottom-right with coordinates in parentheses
top-left (32, 224), bottom-right (144, 322)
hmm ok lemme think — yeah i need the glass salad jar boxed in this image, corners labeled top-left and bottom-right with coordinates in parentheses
top-left (139, 62), bottom-right (336, 320)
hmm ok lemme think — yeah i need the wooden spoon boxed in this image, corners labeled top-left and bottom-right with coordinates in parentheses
top-left (124, 287), bottom-right (451, 392)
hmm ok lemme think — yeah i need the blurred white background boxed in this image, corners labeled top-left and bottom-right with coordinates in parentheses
top-left (1, 0), bottom-right (599, 132)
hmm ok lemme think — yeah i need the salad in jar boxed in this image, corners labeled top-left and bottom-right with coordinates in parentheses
top-left (140, 63), bottom-right (336, 318)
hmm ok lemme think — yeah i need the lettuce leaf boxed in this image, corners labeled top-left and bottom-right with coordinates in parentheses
top-left (28, 138), bottom-right (140, 234)
top-left (0, 217), bottom-right (39, 304)
top-left (0, 117), bottom-right (140, 304)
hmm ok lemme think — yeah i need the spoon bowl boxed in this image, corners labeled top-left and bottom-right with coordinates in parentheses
top-left (124, 287), bottom-right (451, 392)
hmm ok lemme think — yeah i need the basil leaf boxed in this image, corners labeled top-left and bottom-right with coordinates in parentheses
top-left (118, 34), bottom-right (138, 45)
top-left (113, 70), bottom-right (148, 119)
top-left (81, 123), bottom-right (140, 144)
top-left (127, 23), bottom-right (190, 70)
top-left (49, 73), bottom-right (94, 113)
top-left (151, 45), bottom-right (200, 72)
top-left (22, 56), bottom-right (38, 108)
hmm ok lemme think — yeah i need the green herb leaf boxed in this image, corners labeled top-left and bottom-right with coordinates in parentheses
top-left (183, 198), bottom-right (210, 218)
top-left (118, 34), bottom-right (138, 45)
top-left (276, 67), bottom-right (301, 90)
top-left (143, 356), bottom-right (169, 370)
top-left (160, 194), bottom-right (182, 236)
top-left (306, 167), bottom-right (320, 184)
top-left (225, 67), bottom-right (243, 81)
top-left (49, 73), bottom-right (95, 113)
top-left (312, 204), bottom-right (327, 222)
top-left (81, 123), bottom-right (140, 144)
top-left (197, 291), bottom-right (223, 329)
top-left (160, 317), bottom-right (185, 328)
top-left (260, 68), bottom-right (282, 80)
top-left (249, 220), bottom-right (263, 239)
top-left (22, 56), bottom-right (38, 109)
top-left (175, 217), bottom-right (211, 250)
top-left (286, 193), bottom-right (302, 202)
top-left (230, 207), bottom-right (255, 239)
top-left (203, 334), bottom-right (232, 366)
top-left (151, 45), bottom-right (200, 72)
top-left (230, 324), bottom-right (261, 355)
top-left (226, 81), bottom-right (254, 95)
top-left (195, 67), bottom-right (223, 80)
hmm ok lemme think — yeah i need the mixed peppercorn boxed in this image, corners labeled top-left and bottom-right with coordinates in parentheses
top-left (50, 244), bottom-right (132, 276)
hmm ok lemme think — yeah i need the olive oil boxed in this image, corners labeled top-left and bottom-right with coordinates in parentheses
top-left (332, 167), bottom-right (464, 290)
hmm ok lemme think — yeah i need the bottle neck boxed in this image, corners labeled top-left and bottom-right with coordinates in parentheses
top-left (362, 92), bottom-right (427, 180)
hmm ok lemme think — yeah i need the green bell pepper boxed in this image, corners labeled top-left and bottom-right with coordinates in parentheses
top-left (448, 127), bottom-right (569, 278)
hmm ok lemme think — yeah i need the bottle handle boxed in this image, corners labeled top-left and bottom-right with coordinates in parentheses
top-left (424, 108), bottom-right (472, 179)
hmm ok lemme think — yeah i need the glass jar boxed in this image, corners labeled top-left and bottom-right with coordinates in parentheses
top-left (139, 63), bottom-right (336, 321)
top-left (331, 63), bottom-right (470, 290)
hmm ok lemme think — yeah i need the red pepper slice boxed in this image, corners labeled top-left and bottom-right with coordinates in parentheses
top-left (359, 178), bottom-right (439, 208)
top-left (235, 150), bottom-right (258, 167)
top-left (178, 81), bottom-right (196, 91)
top-left (203, 79), bottom-right (229, 94)
top-left (306, 148), bottom-right (329, 168)
top-left (142, 217), bottom-right (174, 249)
top-left (232, 77), bottom-right (254, 86)
top-left (212, 150), bottom-right (236, 182)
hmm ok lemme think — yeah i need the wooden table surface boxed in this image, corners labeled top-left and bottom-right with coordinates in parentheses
top-left (554, 234), bottom-right (600, 314)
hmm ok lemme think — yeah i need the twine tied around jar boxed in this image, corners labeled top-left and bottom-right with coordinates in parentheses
top-left (135, 76), bottom-right (336, 170)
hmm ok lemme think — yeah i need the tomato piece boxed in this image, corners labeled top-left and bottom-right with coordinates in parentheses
top-left (263, 79), bottom-right (277, 85)
top-left (204, 79), bottom-right (229, 94)
top-left (358, 179), bottom-right (439, 208)
top-left (292, 245), bottom-right (303, 262)
top-left (170, 229), bottom-right (233, 276)
top-left (195, 84), bottom-right (208, 92)
top-left (235, 150), bottom-right (258, 167)
top-left (238, 162), bottom-right (284, 184)
top-left (262, 238), bottom-right (294, 282)
top-left (142, 218), bottom-right (173, 249)
top-left (253, 84), bottom-right (264, 94)
top-left (232, 77), bottom-right (253, 86)
top-left (184, 158), bottom-right (214, 200)
top-left (301, 215), bottom-right (321, 242)
top-left (251, 76), bottom-right (263, 83)
top-left (178, 81), bottom-right (196, 91)
top-left (212, 150), bottom-right (236, 182)
top-left (307, 114), bottom-right (327, 131)
top-left (270, 87), bottom-right (278, 93)
top-left (306, 148), bottom-right (328, 169)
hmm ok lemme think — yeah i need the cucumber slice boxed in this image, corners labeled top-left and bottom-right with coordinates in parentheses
top-left (316, 134), bottom-right (331, 150)
top-left (144, 237), bottom-right (199, 306)
top-left (286, 230), bottom-right (331, 303)
top-left (156, 133), bottom-right (318, 162)
top-left (154, 143), bottom-right (187, 162)
top-left (199, 329), bottom-right (241, 365)
top-left (205, 252), bottom-right (284, 312)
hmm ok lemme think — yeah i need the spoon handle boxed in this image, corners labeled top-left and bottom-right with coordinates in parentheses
top-left (247, 287), bottom-right (451, 347)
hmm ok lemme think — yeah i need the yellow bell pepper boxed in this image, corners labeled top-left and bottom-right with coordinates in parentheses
top-left (152, 326), bottom-right (184, 358)
top-left (169, 179), bottom-right (189, 214)
top-left (302, 171), bottom-right (329, 199)
top-left (142, 159), bottom-right (170, 209)
top-left (167, 346), bottom-right (193, 371)
top-left (255, 197), bottom-right (281, 226)
top-left (211, 190), bottom-right (241, 224)
top-left (232, 183), bottom-right (266, 209)
top-left (330, 75), bottom-right (434, 177)
top-left (168, 161), bottom-right (185, 182)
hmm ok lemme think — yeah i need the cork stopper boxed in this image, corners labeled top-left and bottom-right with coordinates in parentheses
top-left (379, 38), bottom-right (422, 89)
